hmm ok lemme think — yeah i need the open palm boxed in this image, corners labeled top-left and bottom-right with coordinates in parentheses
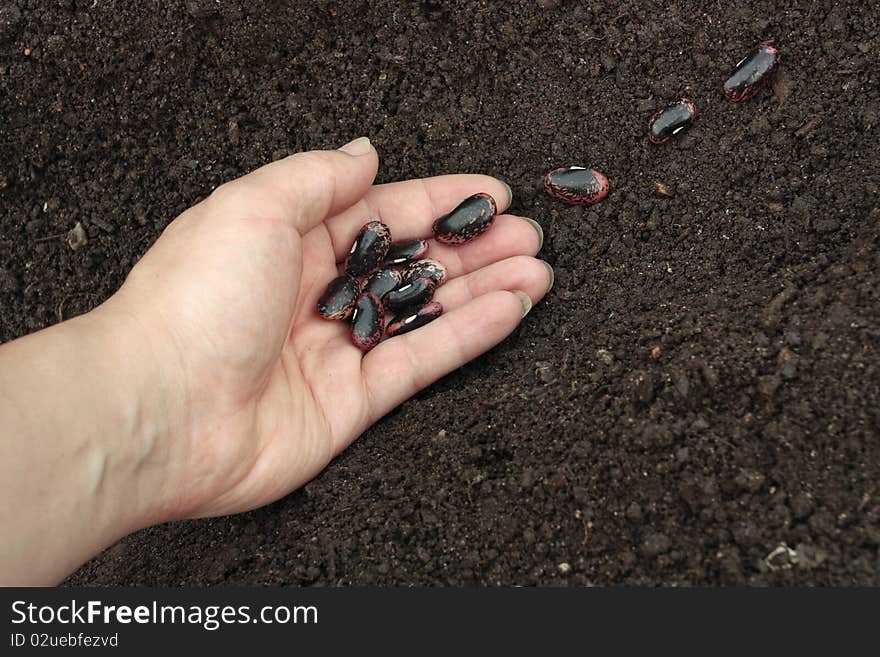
top-left (113, 140), bottom-right (551, 520)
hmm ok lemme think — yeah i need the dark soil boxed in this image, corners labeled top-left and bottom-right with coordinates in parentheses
top-left (2, 1), bottom-right (878, 585)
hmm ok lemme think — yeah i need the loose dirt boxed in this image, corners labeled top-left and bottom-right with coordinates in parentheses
top-left (1, 1), bottom-right (877, 585)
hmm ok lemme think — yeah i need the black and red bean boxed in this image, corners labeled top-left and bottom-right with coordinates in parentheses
top-left (648, 98), bottom-right (697, 145)
top-left (386, 302), bottom-right (443, 338)
top-left (362, 267), bottom-right (403, 300)
top-left (403, 259), bottom-right (447, 287)
top-left (317, 275), bottom-right (360, 321)
top-left (432, 193), bottom-right (497, 245)
top-left (345, 220), bottom-right (391, 277)
top-left (385, 277), bottom-right (437, 312)
top-left (350, 292), bottom-right (385, 352)
top-left (723, 42), bottom-right (780, 102)
top-left (543, 167), bottom-right (609, 206)
top-left (384, 239), bottom-right (429, 265)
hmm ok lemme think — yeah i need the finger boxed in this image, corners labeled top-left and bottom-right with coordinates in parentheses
top-left (424, 215), bottom-right (543, 278)
top-left (324, 174), bottom-right (512, 260)
top-left (208, 137), bottom-right (379, 235)
top-left (433, 256), bottom-right (553, 311)
top-left (360, 290), bottom-right (531, 425)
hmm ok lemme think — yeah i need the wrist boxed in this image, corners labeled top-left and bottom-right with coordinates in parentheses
top-left (79, 299), bottom-right (184, 529)
top-left (0, 301), bottom-right (181, 583)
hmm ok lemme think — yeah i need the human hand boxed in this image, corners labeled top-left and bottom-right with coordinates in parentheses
top-left (100, 138), bottom-right (552, 522)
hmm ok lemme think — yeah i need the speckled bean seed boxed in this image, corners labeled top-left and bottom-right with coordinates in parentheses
top-left (350, 292), bottom-right (384, 352)
top-left (386, 302), bottom-right (443, 337)
top-left (432, 193), bottom-right (497, 245)
top-left (648, 98), bottom-right (697, 145)
top-left (723, 42), bottom-right (781, 102)
top-left (317, 275), bottom-right (360, 320)
top-left (384, 239), bottom-right (429, 265)
top-left (362, 267), bottom-right (403, 300)
top-left (385, 276), bottom-right (436, 312)
top-left (543, 166), bottom-right (609, 206)
top-left (345, 221), bottom-right (391, 277)
top-left (403, 259), bottom-right (447, 287)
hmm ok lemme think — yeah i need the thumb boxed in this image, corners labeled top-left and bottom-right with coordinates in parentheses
top-left (212, 137), bottom-right (379, 234)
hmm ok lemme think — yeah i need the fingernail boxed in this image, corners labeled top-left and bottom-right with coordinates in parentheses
top-left (540, 259), bottom-right (555, 290)
top-left (338, 136), bottom-right (372, 156)
top-left (521, 217), bottom-right (544, 250)
top-left (501, 181), bottom-right (514, 206)
top-left (513, 290), bottom-right (533, 317)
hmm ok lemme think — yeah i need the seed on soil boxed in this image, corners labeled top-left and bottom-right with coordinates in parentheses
top-left (362, 267), bottom-right (403, 300)
top-left (384, 239), bottom-right (429, 265)
top-left (67, 221), bottom-right (88, 251)
top-left (350, 292), bottom-right (384, 352)
top-left (317, 275), bottom-right (360, 320)
top-left (345, 220), bottom-right (391, 277)
top-left (654, 181), bottom-right (673, 197)
top-left (403, 258), bottom-right (447, 287)
top-left (723, 42), bottom-right (780, 102)
top-left (432, 192), bottom-right (497, 245)
top-left (543, 167), bottom-right (609, 206)
top-left (386, 301), bottom-right (443, 337)
top-left (385, 276), bottom-right (436, 312)
top-left (647, 98), bottom-right (697, 144)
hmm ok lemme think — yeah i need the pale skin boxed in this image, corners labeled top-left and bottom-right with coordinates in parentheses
top-left (0, 138), bottom-right (552, 585)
